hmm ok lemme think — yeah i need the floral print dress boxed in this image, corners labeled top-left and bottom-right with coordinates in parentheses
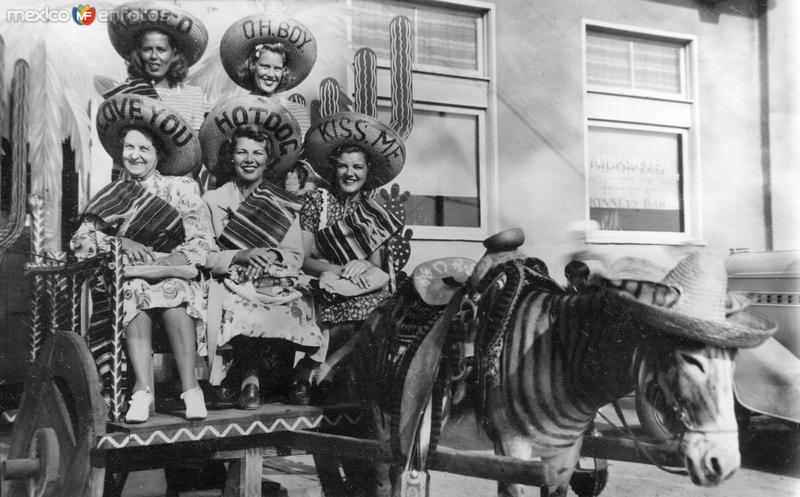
top-left (70, 171), bottom-right (215, 345)
top-left (204, 182), bottom-right (323, 345)
top-left (300, 188), bottom-right (392, 324)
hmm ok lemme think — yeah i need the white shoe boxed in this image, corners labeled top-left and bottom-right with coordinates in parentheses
top-left (125, 388), bottom-right (153, 424)
top-left (181, 387), bottom-right (207, 420)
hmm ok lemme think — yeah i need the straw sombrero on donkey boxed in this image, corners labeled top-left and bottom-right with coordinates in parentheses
top-left (199, 95), bottom-right (302, 176)
top-left (96, 93), bottom-right (201, 176)
top-left (220, 14), bottom-right (317, 93)
top-left (108, 1), bottom-right (209, 66)
top-left (304, 112), bottom-right (406, 191)
top-left (595, 251), bottom-right (776, 349)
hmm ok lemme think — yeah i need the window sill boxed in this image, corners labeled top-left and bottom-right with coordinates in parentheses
top-left (586, 230), bottom-right (706, 246)
top-left (406, 224), bottom-right (489, 242)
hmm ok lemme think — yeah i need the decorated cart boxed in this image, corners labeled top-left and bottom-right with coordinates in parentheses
top-left (0, 7), bottom-right (773, 497)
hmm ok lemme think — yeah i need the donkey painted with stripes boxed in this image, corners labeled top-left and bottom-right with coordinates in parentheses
top-left (458, 237), bottom-right (776, 496)
top-left (356, 229), bottom-right (776, 497)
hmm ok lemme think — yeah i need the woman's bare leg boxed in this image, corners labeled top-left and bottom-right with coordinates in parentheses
top-left (126, 311), bottom-right (154, 393)
top-left (160, 307), bottom-right (199, 393)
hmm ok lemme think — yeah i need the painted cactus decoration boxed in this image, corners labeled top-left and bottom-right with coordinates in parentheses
top-left (354, 47), bottom-right (378, 118)
top-left (389, 15), bottom-right (413, 140)
top-left (319, 15), bottom-right (414, 136)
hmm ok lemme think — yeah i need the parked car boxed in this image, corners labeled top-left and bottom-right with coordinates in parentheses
top-left (727, 249), bottom-right (800, 429)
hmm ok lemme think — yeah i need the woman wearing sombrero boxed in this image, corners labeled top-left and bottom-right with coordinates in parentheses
top-left (300, 112), bottom-right (406, 392)
top-left (200, 97), bottom-right (325, 408)
top-left (71, 94), bottom-right (214, 422)
top-left (104, 1), bottom-right (210, 132)
top-left (219, 14), bottom-right (317, 139)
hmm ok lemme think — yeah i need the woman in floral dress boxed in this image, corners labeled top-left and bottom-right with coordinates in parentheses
top-left (300, 112), bottom-right (407, 390)
top-left (72, 95), bottom-right (214, 422)
top-left (200, 102), bottom-right (324, 408)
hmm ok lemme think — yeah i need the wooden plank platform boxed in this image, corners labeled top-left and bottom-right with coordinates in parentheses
top-left (97, 403), bottom-right (363, 450)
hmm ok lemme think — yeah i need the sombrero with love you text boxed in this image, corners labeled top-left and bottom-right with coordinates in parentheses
top-left (199, 95), bottom-right (302, 176)
top-left (304, 112), bottom-right (406, 190)
top-left (96, 93), bottom-right (201, 176)
top-left (108, 1), bottom-right (209, 67)
top-left (220, 14), bottom-right (317, 93)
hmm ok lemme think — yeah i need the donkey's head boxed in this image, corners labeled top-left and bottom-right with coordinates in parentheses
top-left (595, 251), bottom-right (775, 486)
top-left (638, 334), bottom-right (739, 485)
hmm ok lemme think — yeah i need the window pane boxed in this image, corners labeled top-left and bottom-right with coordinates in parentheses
top-left (351, 1), bottom-right (414, 60)
top-left (633, 38), bottom-right (682, 93)
top-left (587, 31), bottom-right (633, 88)
top-left (380, 107), bottom-right (480, 228)
top-left (587, 30), bottom-right (684, 94)
top-left (416, 7), bottom-right (478, 71)
top-left (352, 0), bottom-right (480, 71)
top-left (588, 126), bottom-right (684, 232)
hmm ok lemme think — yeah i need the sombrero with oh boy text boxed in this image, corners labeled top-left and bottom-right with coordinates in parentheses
top-left (108, 1), bottom-right (209, 66)
top-left (96, 93), bottom-right (201, 176)
top-left (220, 14), bottom-right (317, 93)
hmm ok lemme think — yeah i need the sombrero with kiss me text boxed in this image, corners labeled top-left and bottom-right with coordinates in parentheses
top-left (108, 1), bottom-right (209, 67)
top-left (304, 112), bottom-right (406, 190)
top-left (96, 93), bottom-right (201, 176)
top-left (199, 95), bottom-right (302, 176)
top-left (220, 14), bottom-right (317, 93)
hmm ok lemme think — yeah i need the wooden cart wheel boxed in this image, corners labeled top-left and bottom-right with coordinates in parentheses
top-left (635, 358), bottom-right (681, 441)
top-left (5, 331), bottom-right (106, 497)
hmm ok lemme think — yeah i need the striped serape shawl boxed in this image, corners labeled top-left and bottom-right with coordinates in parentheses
top-left (217, 181), bottom-right (302, 251)
top-left (82, 178), bottom-right (185, 411)
top-left (82, 179), bottom-right (185, 252)
top-left (315, 196), bottom-right (403, 266)
top-left (103, 78), bottom-right (160, 100)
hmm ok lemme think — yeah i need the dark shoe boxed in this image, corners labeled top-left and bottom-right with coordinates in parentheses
top-left (208, 386), bottom-right (237, 410)
top-left (288, 381), bottom-right (310, 406)
top-left (311, 379), bottom-right (334, 405)
top-left (238, 384), bottom-right (261, 410)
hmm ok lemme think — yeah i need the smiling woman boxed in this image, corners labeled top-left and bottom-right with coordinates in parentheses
top-left (104, 1), bottom-right (209, 133)
top-left (219, 14), bottom-right (317, 137)
top-left (200, 100), bottom-right (324, 409)
top-left (71, 94), bottom-right (215, 423)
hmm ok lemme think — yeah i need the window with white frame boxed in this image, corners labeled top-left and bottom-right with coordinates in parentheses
top-left (584, 22), bottom-right (699, 244)
top-left (349, 0), bottom-right (493, 239)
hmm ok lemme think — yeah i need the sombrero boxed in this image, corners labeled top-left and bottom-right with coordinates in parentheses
top-left (304, 112), bottom-right (406, 190)
top-left (96, 94), bottom-right (201, 176)
top-left (108, 1), bottom-right (209, 67)
top-left (605, 251), bottom-right (776, 348)
top-left (199, 95), bottom-right (302, 176)
top-left (220, 14), bottom-right (317, 93)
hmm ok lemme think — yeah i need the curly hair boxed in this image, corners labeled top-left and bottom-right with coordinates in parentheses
top-left (126, 29), bottom-right (188, 87)
top-left (116, 125), bottom-right (166, 166)
top-left (216, 125), bottom-right (279, 184)
top-left (235, 43), bottom-right (288, 91)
